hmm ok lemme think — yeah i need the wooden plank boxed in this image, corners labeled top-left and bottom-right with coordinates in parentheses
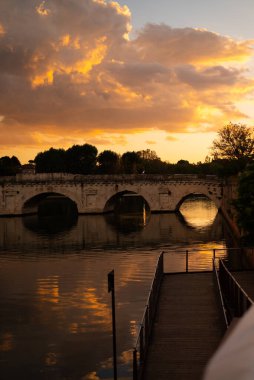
top-left (143, 273), bottom-right (225, 380)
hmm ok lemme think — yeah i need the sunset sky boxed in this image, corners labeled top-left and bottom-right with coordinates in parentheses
top-left (0, 0), bottom-right (254, 164)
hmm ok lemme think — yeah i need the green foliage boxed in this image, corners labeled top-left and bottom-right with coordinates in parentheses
top-left (121, 151), bottom-right (141, 173)
top-left (141, 158), bottom-right (169, 174)
top-left (34, 144), bottom-right (98, 174)
top-left (175, 160), bottom-right (192, 173)
top-left (34, 148), bottom-right (67, 173)
top-left (7, 126), bottom-right (254, 177)
top-left (0, 156), bottom-right (21, 176)
top-left (97, 150), bottom-right (120, 174)
top-left (207, 159), bottom-right (244, 177)
top-left (9, 147), bottom-right (251, 177)
top-left (137, 149), bottom-right (159, 161)
top-left (234, 163), bottom-right (254, 243)
top-left (66, 144), bottom-right (98, 174)
top-left (211, 123), bottom-right (254, 162)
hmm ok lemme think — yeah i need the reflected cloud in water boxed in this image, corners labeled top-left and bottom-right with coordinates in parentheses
top-left (0, 332), bottom-right (14, 352)
top-left (0, 197), bottom-right (229, 379)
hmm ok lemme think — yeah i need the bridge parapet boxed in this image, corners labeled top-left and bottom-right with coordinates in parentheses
top-left (0, 173), bottom-right (222, 184)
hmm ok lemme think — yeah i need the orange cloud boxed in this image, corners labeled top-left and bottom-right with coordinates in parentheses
top-left (31, 36), bottom-right (108, 88)
top-left (146, 140), bottom-right (156, 145)
top-left (133, 24), bottom-right (254, 65)
top-left (36, 1), bottom-right (51, 16)
top-left (0, 0), bottom-right (253, 162)
top-left (0, 23), bottom-right (5, 36)
top-left (166, 136), bottom-right (178, 142)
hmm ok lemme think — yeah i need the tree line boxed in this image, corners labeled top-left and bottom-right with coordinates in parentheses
top-left (0, 122), bottom-right (254, 241)
top-left (1, 122), bottom-right (253, 177)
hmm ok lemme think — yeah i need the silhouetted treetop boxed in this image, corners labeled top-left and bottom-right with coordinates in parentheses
top-left (34, 148), bottom-right (66, 173)
top-left (0, 156), bottom-right (21, 176)
top-left (121, 151), bottom-right (141, 174)
top-left (211, 123), bottom-right (254, 162)
top-left (97, 150), bottom-right (120, 174)
top-left (66, 144), bottom-right (98, 174)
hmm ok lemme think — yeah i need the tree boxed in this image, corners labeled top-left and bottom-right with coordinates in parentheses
top-left (66, 144), bottom-right (97, 174)
top-left (0, 156), bottom-right (21, 176)
top-left (176, 160), bottom-right (191, 171)
top-left (234, 163), bottom-right (254, 243)
top-left (209, 158), bottom-right (245, 177)
top-left (34, 148), bottom-right (67, 173)
top-left (97, 150), bottom-right (120, 174)
top-left (137, 149), bottom-right (159, 161)
top-left (211, 123), bottom-right (254, 162)
top-left (121, 151), bottom-right (141, 174)
top-left (136, 149), bottom-right (170, 173)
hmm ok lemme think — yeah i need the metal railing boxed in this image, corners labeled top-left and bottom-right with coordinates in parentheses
top-left (132, 247), bottom-right (254, 380)
top-left (163, 247), bottom-right (228, 273)
top-left (218, 259), bottom-right (254, 322)
top-left (133, 252), bottom-right (164, 380)
top-left (213, 258), bottom-right (230, 329)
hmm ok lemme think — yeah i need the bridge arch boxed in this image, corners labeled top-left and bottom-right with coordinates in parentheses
top-left (174, 189), bottom-right (222, 212)
top-left (22, 191), bottom-right (79, 215)
top-left (177, 193), bottom-right (219, 230)
top-left (103, 190), bottom-right (151, 213)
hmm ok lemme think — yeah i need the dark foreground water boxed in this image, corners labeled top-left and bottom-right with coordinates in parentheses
top-left (0, 198), bottom-right (229, 380)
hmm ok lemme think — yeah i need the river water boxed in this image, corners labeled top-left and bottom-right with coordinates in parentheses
top-left (0, 197), bottom-right (230, 380)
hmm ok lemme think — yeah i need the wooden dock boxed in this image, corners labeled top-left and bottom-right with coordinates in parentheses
top-left (142, 272), bottom-right (226, 380)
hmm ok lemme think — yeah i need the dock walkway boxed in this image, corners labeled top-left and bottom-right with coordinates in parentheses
top-left (142, 272), bottom-right (225, 380)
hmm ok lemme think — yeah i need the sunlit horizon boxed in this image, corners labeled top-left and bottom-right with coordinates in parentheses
top-left (0, 0), bottom-right (253, 164)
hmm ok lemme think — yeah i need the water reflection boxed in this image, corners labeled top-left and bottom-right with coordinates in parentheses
top-left (23, 214), bottom-right (78, 235)
top-left (0, 198), bottom-right (228, 380)
top-left (0, 211), bottom-right (225, 252)
top-left (105, 208), bottom-right (150, 234)
top-left (23, 196), bottom-right (78, 234)
top-left (180, 196), bottom-right (218, 230)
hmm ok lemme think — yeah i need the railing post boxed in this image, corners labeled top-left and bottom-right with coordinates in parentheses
top-left (145, 308), bottom-right (149, 345)
top-left (108, 270), bottom-right (117, 380)
top-left (213, 249), bottom-right (216, 271)
top-left (139, 325), bottom-right (144, 364)
top-left (133, 348), bottom-right (138, 380)
top-left (239, 290), bottom-right (243, 316)
top-left (160, 251), bottom-right (164, 275)
top-left (217, 258), bottom-right (254, 324)
top-left (186, 250), bottom-right (189, 273)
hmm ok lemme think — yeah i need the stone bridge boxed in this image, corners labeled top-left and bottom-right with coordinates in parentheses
top-left (0, 173), bottom-right (228, 216)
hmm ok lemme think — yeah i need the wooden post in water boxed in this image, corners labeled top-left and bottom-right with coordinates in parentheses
top-left (213, 249), bottom-right (216, 271)
top-left (133, 348), bottom-right (138, 380)
top-left (186, 250), bottom-right (189, 273)
top-left (108, 270), bottom-right (117, 380)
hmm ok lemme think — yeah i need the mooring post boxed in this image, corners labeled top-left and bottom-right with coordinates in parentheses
top-left (108, 270), bottom-right (117, 380)
top-left (186, 250), bottom-right (189, 273)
